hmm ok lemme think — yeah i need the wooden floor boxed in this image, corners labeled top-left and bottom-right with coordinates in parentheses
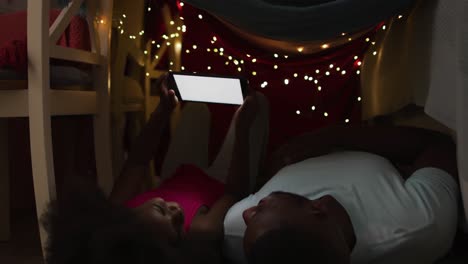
top-left (1, 208), bottom-right (468, 264)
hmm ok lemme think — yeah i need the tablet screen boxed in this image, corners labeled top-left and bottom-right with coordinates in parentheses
top-left (172, 74), bottom-right (244, 105)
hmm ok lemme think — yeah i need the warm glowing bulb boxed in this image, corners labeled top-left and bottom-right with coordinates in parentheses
top-left (252, 72), bottom-right (257, 76)
top-left (321, 44), bottom-right (329, 49)
top-left (180, 2), bottom-right (185, 7)
top-left (148, 7), bottom-right (152, 11)
top-left (309, 77), bottom-right (313, 81)
top-left (170, 20), bottom-right (175, 25)
top-left (220, 48), bottom-right (224, 52)
top-left (234, 60), bottom-right (239, 65)
top-left (207, 66), bottom-right (211, 70)
top-left (316, 69), bottom-right (320, 74)
top-left (354, 56), bottom-right (358, 60)
top-left (329, 64), bottom-right (334, 69)
top-left (146, 72), bottom-right (150, 77)
top-left (336, 67), bottom-right (341, 71)
top-left (341, 70), bottom-right (346, 75)
top-left (284, 79), bottom-right (289, 85)
top-left (398, 15), bottom-right (403, 19)
top-left (297, 47), bottom-right (304, 52)
top-left (314, 80), bottom-right (319, 84)
top-left (144, 50), bottom-right (148, 55)
top-left (324, 112), bottom-right (329, 117)
top-left (382, 25), bottom-right (387, 30)
top-left (198, 14), bottom-right (203, 19)
top-left (294, 73), bottom-right (298, 78)
top-left (348, 38), bottom-right (352, 41)
top-left (373, 51), bottom-right (378, 56)
top-left (296, 110), bottom-right (301, 115)
top-left (192, 45), bottom-right (197, 49)
top-left (261, 82), bottom-right (268, 88)
top-left (358, 97), bottom-right (362, 101)
top-left (167, 42), bottom-right (171, 46)
top-left (274, 54), bottom-right (279, 58)
top-left (157, 44), bottom-right (161, 48)
top-left (357, 70), bottom-right (361, 75)
top-left (325, 71), bottom-right (330, 76)
top-left (311, 106), bottom-right (316, 111)
top-left (170, 61), bottom-right (174, 66)
top-left (304, 75), bottom-right (309, 80)
top-left (366, 38), bottom-right (370, 42)
top-left (274, 65), bottom-right (278, 69)
top-left (345, 119), bottom-right (350, 123)
top-left (238, 67), bottom-right (242, 72)
top-left (123, 14), bottom-right (127, 18)
top-left (181, 66), bottom-right (185, 70)
top-left (252, 58), bottom-right (257, 63)
top-left (357, 61), bottom-right (362, 66)
top-left (318, 86), bottom-right (322, 91)
top-left (151, 40), bottom-right (156, 44)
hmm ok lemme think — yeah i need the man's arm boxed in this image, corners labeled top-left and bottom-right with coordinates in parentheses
top-left (109, 75), bottom-right (177, 204)
top-left (265, 125), bottom-right (457, 180)
top-left (189, 94), bottom-right (257, 253)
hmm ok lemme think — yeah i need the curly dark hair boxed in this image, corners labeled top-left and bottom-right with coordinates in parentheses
top-left (247, 227), bottom-right (349, 264)
top-left (41, 178), bottom-right (181, 264)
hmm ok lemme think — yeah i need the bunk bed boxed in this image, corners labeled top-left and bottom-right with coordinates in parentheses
top-left (0, 0), bottom-right (114, 257)
top-left (110, 28), bottom-right (146, 181)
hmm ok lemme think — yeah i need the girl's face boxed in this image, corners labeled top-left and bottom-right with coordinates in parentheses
top-left (135, 197), bottom-right (185, 244)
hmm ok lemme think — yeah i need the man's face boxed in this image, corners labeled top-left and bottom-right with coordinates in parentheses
top-left (242, 192), bottom-right (331, 254)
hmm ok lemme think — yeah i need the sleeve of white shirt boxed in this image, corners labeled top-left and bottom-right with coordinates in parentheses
top-left (405, 167), bottom-right (459, 259)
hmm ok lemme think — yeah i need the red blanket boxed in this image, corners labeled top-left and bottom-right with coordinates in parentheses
top-left (0, 9), bottom-right (90, 72)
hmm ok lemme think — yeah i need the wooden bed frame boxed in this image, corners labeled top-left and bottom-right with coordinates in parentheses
top-left (0, 0), bottom-right (114, 257)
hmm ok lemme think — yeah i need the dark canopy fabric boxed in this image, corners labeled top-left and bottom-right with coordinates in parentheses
top-left (183, 0), bottom-right (415, 41)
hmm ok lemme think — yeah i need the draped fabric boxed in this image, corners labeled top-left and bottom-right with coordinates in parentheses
top-left (360, 0), bottom-right (437, 120)
top-left (146, 1), bottom-right (375, 160)
top-left (423, 0), bottom-right (468, 229)
top-left (183, 0), bottom-right (415, 41)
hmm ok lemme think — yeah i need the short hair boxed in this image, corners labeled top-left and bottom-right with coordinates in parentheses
top-left (41, 178), bottom-right (180, 264)
top-left (247, 227), bottom-right (349, 264)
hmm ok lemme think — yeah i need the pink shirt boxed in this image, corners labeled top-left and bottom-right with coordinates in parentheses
top-left (125, 164), bottom-right (225, 232)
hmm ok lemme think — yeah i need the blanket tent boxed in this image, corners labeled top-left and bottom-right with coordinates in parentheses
top-left (138, 0), bottom-right (468, 230)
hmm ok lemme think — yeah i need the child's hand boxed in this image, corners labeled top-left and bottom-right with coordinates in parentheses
top-left (153, 73), bottom-right (179, 112)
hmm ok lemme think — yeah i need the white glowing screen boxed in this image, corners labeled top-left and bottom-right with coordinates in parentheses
top-left (173, 74), bottom-right (244, 105)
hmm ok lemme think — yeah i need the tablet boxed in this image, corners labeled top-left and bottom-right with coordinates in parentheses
top-left (168, 72), bottom-right (248, 105)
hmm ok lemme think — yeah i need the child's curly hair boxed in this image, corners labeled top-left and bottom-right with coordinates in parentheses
top-left (41, 178), bottom-right (180, 264)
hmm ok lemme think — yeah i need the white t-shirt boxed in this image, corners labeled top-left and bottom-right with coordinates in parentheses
top-left (223, 151), bottom-right (459, 264)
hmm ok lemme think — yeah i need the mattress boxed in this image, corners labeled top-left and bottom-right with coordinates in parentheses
top-left (0, 65), bottom-right (93, 90)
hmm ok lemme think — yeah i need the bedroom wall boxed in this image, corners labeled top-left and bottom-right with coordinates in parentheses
top-left (113, 0), bottom-right (146, 47)
top-left (0, 0), bottom-right (60, 13)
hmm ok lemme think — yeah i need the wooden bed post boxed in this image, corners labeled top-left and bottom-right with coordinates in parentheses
top-left (0, 120), bottom-right (9, 241)
top-left (93, 0), bottom-right (114, 195)
top-left (27, 0), bottom-right (56, 256)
